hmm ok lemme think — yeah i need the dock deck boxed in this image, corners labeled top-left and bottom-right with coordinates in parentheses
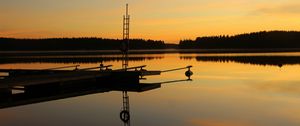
top-left (0, 65), bottom-right (161, 90)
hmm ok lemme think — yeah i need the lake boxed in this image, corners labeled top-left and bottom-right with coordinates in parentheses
top-left (1, 52), bottom-right (300, 126)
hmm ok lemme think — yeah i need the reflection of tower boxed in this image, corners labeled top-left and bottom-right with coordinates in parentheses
top-left (120, 91), bottom-right (130, 126)
top-left (122, 4), bottom-right (130, 70)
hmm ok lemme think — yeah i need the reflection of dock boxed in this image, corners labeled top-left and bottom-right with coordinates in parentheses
top-left (0, 80), bottom-right (161, 109)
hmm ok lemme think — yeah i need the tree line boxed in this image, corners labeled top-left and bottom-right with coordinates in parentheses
top-left (179, 31), bottom-right (300, 49)
top-left (0, 37), bottom-right (166, 51)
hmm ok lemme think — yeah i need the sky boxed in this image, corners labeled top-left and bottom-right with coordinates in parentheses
top-left (1, 0), bottom-right (300, 43)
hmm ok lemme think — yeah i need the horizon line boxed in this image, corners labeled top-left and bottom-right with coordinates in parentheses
top-left (1, 30), bottom-right (300, 43)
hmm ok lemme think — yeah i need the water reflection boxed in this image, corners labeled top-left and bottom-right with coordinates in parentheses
top-left (0, 81), bottom-right (161, 126)
top-left (2, 53), bottom-right (300, 126)
top-left (0, 55), bottom-right (163, 64)
top-left (181, 56), bottom-right (300, 67)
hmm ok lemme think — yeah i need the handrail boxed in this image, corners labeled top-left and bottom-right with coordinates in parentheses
top-left (79, 65), bottom-right (113, 71)
top-left (126, 65), bottom-right (147, 70)
top-left (114, 65), bottom-right (147, 71)
top-left (44, 65), bottom-right (80, 70)
top-left (161, 66), bottom-right (192, 73)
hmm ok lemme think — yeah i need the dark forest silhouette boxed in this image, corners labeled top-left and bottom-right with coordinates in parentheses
top-left (0, 38), bottom-right (166, 51)
top-left (0, 56), bottom-right (163, 64)
top-left (2, 31), bottom-right (300, 51)
top-left (179, 31), bottom-right (300, 49)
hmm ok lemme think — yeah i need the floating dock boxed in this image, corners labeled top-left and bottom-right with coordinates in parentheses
top-left (0, 65), bottom-right (163, 96)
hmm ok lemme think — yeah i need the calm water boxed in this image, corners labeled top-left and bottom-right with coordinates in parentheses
top-left (1, 53), bottom-right (300, 126)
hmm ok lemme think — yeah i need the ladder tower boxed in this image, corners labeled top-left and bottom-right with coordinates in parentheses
top-left (122, 4), bottom-right (130, 70)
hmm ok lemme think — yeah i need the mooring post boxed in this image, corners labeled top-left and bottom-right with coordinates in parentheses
top-left (0, 88), bottom-right (12, 98)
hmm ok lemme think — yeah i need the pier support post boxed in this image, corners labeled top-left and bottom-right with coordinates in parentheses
top-left (0, 88), bottom-right (12, 98)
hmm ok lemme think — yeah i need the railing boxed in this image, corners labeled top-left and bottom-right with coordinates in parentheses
top-left (79, 65), bottom-right (113, 71)
top-left (43, 65), bottom-right (80, 70)
top-left (161, 65), bottom-right (192, 73)
top-left (115, 65), bottom-right (147, 71)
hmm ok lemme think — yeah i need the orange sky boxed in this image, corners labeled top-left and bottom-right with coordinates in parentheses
top-left (1, 0), bottom-right (300, 43)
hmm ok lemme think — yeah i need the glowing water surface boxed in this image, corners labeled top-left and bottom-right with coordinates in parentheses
top-left (1, 53), bottom-right (300, 126)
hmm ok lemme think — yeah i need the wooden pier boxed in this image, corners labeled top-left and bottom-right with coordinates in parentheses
top-left (0, 65), bottom-right (163, 95)
top-left (0, 63), bottom-right (167, 109)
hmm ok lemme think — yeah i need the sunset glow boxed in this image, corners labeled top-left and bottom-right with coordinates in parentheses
top-left (1, 0), bottom-right (300, 43)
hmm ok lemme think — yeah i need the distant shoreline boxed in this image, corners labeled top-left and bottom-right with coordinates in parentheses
top-left (2, 48), bottom-right (300, 56)
top-left (179, 31), bottom-right (300, 49)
